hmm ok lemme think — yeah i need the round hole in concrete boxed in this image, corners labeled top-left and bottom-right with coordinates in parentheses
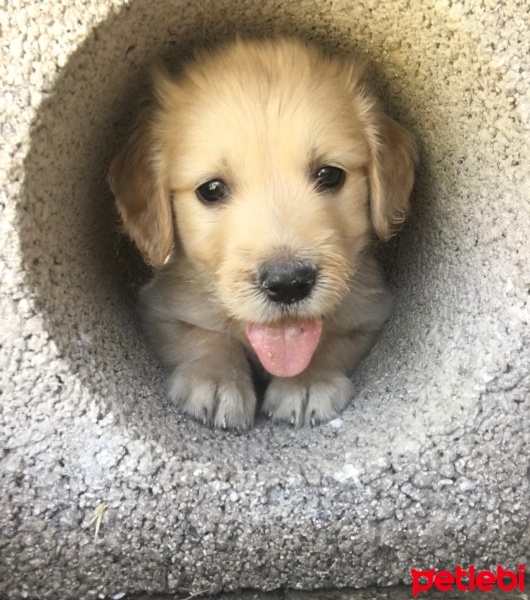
top-left (16, 0), bottom-right (529, 450)
top-left (6, 1), bottom-right (530, 596)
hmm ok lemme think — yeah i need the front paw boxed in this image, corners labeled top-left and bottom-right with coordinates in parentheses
top-left (167, 363), bottom-right (256, 430)
top-left (262, 372), bottom-right (354, 427)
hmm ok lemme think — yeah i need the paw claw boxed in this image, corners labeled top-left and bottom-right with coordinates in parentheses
top-left (167, 361), bottom-right (256, 429)
top-left (263, 372), bottom-right (353, 427)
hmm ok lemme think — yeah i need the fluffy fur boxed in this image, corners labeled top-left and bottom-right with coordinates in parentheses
top-left (109, 38), bottom-right (417, 429)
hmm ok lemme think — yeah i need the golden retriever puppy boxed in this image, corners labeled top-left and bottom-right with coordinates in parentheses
top-left (109, 38), bottom-right (417, 429)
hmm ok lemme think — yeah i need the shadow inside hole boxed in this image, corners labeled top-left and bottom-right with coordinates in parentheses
top-left (17, 0), bottom-right (426, 440)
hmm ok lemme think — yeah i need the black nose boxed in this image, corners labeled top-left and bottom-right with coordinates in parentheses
top-left (258, 260), bottom-right (318, 304)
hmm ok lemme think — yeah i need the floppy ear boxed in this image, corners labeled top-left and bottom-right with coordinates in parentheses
top-left (365, 110), bottom-right (418, 240)
top-left (108, 107), bottom-right (173, 267)
top-left (345, 56), bottom-right (418, 240)
top-left (363, 108), bottom-right (418, 241)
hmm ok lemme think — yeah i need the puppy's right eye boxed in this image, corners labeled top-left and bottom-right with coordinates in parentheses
top-left (196, 179), bottom-right (229, 204)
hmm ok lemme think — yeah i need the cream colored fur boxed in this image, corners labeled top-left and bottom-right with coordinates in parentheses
top-left (109, 38), bottom-right (417, 429)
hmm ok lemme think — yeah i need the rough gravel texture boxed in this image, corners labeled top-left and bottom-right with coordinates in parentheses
top-left (1, 0), bottom-right (529, 599)
top-left (131, 585), bottom-right (529, 600)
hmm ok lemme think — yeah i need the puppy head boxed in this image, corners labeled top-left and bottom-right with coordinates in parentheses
top-left (109, 39), bottom-right (417, 375)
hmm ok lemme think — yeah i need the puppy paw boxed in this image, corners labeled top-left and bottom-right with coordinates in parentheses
top-left (263, 372), bottom-right (354, 427)
top-left (167, 364), bottom-right (256, 430)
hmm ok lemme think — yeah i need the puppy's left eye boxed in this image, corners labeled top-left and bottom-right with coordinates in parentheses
top-left (314, 166), bottom-right (345, 192)
top-left (196, 179), bottom-right (229, 204)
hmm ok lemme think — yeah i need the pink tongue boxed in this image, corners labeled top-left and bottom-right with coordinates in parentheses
top-left (246, 319), bottom-right (323, 378)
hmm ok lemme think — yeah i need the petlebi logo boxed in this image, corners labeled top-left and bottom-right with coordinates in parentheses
top-left (410, 565), bottom-right (526, 596)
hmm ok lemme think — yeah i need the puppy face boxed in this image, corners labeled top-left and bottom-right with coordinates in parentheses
top-left (166, 51), bottom-right (373, 325)
top-left (109, 39), bottom-right (416, 376)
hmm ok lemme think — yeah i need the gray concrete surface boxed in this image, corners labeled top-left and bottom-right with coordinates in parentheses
top-left (130, 584), bottom-right (529, 600)
top-left (1, 0), bottom-right (529, 599)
